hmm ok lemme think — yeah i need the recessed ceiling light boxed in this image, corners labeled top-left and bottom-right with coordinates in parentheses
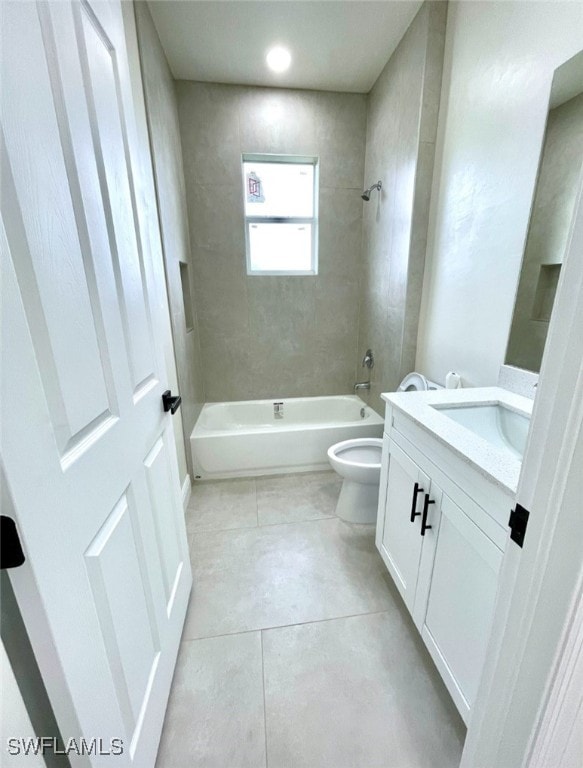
top-left (266, 46), bottom-right (291, 74)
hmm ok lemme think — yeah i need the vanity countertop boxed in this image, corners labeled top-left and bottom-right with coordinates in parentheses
top-left (381, 387), bottom-right (534, 494)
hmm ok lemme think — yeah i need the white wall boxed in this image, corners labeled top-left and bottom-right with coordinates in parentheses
top-left (416, 1), bottom-right (583, 387)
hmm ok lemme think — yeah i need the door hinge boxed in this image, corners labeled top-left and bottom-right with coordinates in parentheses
top-left (509, 503), bottom-right (530, 548)
top-left (0, 516), bottom-right (26, 569)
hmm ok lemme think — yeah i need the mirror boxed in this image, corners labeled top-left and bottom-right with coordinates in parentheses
top-left (506, 49), bottom-right (583, 373)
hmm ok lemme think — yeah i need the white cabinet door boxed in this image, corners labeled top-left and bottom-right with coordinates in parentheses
top-left (1, 1), bottom-right (192, 764)
top-left (420, 494), bottom-right (503, 724)
top-left (376, 439), bottom-right (431, 614)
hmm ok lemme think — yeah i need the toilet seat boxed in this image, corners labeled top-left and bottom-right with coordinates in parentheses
top-left (327, 437), bottom-right (383, 485)
top-left (328, 438), bottom-right (382, 470)
top-left (398, 372), bottom-right (429, 392)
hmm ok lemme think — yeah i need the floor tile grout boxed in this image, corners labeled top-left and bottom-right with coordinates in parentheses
top-left (257, 513), bottom-right (336, 529)
top-left (189, 514), bottom-right (336, 535)
top-left (187, 515), bottom-right (339, 537)
top-left (260, 630), bottom-right (269, 768)
top-left (180, 608), bottom-right (392, 645)
top-left (187, 522), bottom-right (258, 535)
top-left (188, 514), bottom-right (365, 539)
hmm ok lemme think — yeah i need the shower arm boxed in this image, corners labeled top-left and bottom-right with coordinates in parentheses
top-left (361, 180), bottom-right (383, 200)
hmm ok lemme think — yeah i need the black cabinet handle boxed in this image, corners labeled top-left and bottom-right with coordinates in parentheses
top-left (162, 390), bottom-right (182, 415)
top-left (421, 494), bottom-right (434, 536)
top-left (410, 482), bottom-right (423, 522)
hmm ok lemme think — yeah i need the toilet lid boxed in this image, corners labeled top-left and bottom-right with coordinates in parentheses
top-left (398, 372), bottom-right (428, 392)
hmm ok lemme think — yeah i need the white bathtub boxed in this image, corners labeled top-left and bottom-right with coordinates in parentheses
top-left (190, 395), bottom-right (384, 480)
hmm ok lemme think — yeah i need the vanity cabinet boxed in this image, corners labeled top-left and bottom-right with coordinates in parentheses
top-left (376, 409), bottom-right (511, 724)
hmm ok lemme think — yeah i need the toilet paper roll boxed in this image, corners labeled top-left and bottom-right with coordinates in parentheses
top-left (445, 371), bottom-right (461, 390)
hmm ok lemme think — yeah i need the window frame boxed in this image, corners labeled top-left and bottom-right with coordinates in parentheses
top-left (242, 153), bottom-right (319, 276)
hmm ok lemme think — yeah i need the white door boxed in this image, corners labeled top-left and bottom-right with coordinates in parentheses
top-left (0, 1), bottom-right (192, 765)
top-left (376, 440), bottom-right (430, 613)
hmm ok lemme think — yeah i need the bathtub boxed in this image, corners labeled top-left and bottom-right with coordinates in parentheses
top-left (191, 395), bottom-right (384, 480)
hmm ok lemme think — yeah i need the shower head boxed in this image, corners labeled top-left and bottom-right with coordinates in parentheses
top-left (361, 180), bottom-right (382, 201)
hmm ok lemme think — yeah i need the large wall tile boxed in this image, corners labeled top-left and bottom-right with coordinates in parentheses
top-left (176, 81), bottom-right (242, 184)
top-left (315, 93), bottom-right (367, 189)
top-left (238, 88), bottom-right (318, 156)
top-left (318, 188), bottom-right (363, 280)
top-left (187, 183), bottom-right (243, 252)
top-left (200, 329), bottom-right (253, 402)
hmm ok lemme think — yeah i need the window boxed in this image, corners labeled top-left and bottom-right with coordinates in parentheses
top-left (242, 154), bottom-right (318, 275)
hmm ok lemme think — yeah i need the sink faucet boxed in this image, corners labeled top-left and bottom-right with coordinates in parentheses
top-left (354, 382), bottom-right (370, 393)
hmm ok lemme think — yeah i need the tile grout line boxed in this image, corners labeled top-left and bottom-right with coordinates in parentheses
top-left (189, 512), bottom-right (356, 537)
top-left (257, 513), bottom-right (337, 529)
top-left (180, 608), bottom-right (392, 645)
top-left (260, 629), bottom-right (269, 768)
top-left (190, 513), bottom-right (338, 535)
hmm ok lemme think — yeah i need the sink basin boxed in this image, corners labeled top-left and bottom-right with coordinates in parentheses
top-left (432, 403), bottom-right (530, 458)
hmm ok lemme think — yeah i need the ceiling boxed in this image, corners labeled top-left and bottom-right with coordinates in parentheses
top-left (147, 1), bottom-right (423, 94)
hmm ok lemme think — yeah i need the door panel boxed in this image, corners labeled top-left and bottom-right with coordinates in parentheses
top-left (143, 436), bottom-right (183, 613)
top-left (412, 480), bottom-right (442, 631)
top-left (1, 1), bottom-right (192, 764)
top-left (77, 0), bottom-right (156, 397)
top-left (85, 492), bottom-right (159, 734)
top-left (378, 441), bottom-right (429, 613)
top-left (1, 1), bottom-right (116, 457)
top-left (421, 494), bottom-right (503, 721)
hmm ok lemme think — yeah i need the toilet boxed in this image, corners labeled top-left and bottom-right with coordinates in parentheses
top-left (328, 372), bottom-right (439, 523)
top-left (327, 438), bottom-right (383, 523)
top-left (398, 371), bottom-right (439, 392)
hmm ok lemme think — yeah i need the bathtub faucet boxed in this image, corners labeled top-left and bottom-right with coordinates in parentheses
top-left (354, 382), bottom-right (370, 393)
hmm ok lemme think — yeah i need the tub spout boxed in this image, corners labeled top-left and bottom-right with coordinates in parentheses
top-left (354, 382), bottom-right (370, 393)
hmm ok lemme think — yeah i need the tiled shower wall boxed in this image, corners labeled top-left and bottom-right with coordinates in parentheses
top-left (356, 2), bottom-right (447, 409)
top-left (176, 83), bottom-right (367, 402)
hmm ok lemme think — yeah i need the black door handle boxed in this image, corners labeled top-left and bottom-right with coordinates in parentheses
top-left (410, 482), bottom-right (423, 522)
top-left (162, 390), bottom-right (182, 415)
top-left (1, 516), bottom-right (25, 569)
top-left (421, 494), bottom-right (434, 536)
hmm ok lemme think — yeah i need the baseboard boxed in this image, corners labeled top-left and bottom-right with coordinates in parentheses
top-left (181, 475), bottom-right (192, 512)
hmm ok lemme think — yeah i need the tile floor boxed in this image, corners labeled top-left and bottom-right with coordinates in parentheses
top-left (156, 471), bottom-right (466, 768)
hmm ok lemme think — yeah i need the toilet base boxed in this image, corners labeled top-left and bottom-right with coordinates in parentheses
top-left (335, 479), bottom-right (379, 524)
